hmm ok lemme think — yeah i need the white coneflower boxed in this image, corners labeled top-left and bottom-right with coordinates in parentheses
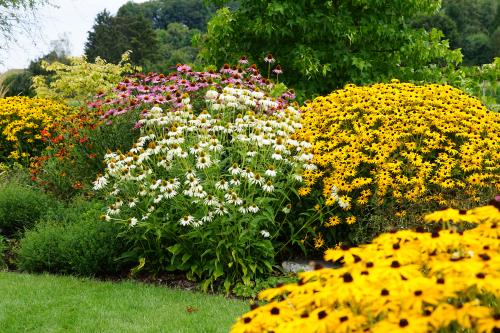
top-left (250, 173), bottom-right (264, 186)
top-left (271, 152), bottom-right (283, 160)
top-left (196, 155), bottom-right (212, 169)
top-left (240, 168), bottom-right (254, 179)
top-left (166, 178), bottom-right (180, 190)
top-left (297, 153), bottom-right (314, 162)
top-left (150, 179), bottom-right (162, 190)
top-left (304, 163), bottom-right (317, 170)
top-left (229, 163), bottom-right (240, 175)
top-left (225, 192), bottom-right (243, 206)
top-left (164, 188), bottom-right (177, 199)
top-left (179, 215), bottom-right (195, 226)
top-left (129, 217), bottom-right (138, 227)
top-left (338, 197), bottom-right (350, 209)
top-left (262, 180), bottom-right (275, 193)
top-left (200, 212), bottom-right (215, 224)
top-left (294, 174), bottom-right (303, 182)
top-left (204, 195), bottom-right (218, 206)
top-left (148, 206), bottom-right (155, 212)
top-left (248, 204), bottom-right (260, 213)
top-left (238, 205), bottom-right (249, 214)
top-left (141, 213), bottom-right (150, 221)
top-left (185, 175), bottom-right (200, 186)
top-left (282, 204), bottom-right (292, 214)
top-left (128, 198), bottom-right (138, 208)
top-left (107, 207), bottom-right (120, 215)
top-left (246, 151), bottom-right (257, 157)
top-left (265, 167), bottom-right (277, 177)
top-left (205, 89), bottom-right (219, 100)
top-left (260, 230), bottom-right (270, 238)
top-left (93, 175), bottom-right (108, 190)
top-left (214, 205), bottom-right (228, 216)
top-left (230, 176), bottom-right (241, 186)
top-left (153, 195), bottom-right (163, 203)
top-left (215, 179), bottom-right (229, 191)
top-left (300, 141), bottom-right (312, 149)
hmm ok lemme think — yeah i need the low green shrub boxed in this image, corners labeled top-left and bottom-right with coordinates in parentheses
top-left (0, 235), bottom-right (7, 270)
top-left (16, 200), bottom-right (128, 276)
top-left (0, 181), bottom-right (57, 237)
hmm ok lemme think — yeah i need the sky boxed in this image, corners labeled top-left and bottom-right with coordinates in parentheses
top-left (0, 0), bottom-right (146, 72)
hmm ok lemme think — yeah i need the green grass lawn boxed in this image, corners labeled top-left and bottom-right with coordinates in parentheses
top-left (0, 272), bottom-right (247, 333)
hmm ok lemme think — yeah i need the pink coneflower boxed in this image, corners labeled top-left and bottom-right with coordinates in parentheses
top-left (177, 64), bottom-right (191, 72)
top-left (239, 56), bottom-right (249, 64)
top-left (155, 95), bottom-right (167, 104)
top-left (264, 53), bottom-right (275, 63)
top-left (137, 94), bottom-right (154, 102)
top-left (167, 85), bottom-right (177, 92)
top-left (220, 63), bottom-right (233, 74)
top-left (272, 65), bottom-right (283, 75)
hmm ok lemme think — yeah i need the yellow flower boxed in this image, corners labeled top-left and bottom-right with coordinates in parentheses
top-left (231, 202), bottom-right (500, 333)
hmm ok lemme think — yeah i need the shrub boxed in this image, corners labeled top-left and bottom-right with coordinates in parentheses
top-left (32, 51), bottom-right (138, 107)
top-left (31, 107), bottom-right (140, 199)
top-left (94, 63), bottom-right (306, 291)
top-left (16, 200), bottom-right (127, 276)
top-left (297, 82), bottom-right (500, 247)
top-left (0, 96), bottom-right (69, 164)
top-left (0, 181), bottom-right (56, 237)
top-left (231, 200), bottom-right (500, 333)
top-left (0, 235), bottom-right (7, 270)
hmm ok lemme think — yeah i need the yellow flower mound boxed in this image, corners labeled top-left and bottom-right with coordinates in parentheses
top-left (231, 202), bottom-right (500, 333)
top-left (0, 96), bottom-right (68, 161)
top-left (298, 82), bottom-right (499, 216)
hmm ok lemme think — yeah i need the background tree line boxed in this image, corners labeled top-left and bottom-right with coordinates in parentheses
top-left (1, 0), bottom-right (498, 101)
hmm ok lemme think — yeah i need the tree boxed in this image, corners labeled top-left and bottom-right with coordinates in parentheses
top-left (199, 0), bottom-right (462, 96)
top-left (144, 23), bottom-right (199, 72)
top-left (84, 10), bottom-right (159, 66)
top-left (0, 0), bottom-right (50, 57)
top-left (418, 0), bottom-right (499, 65)
top-left (117, 0), bottom-right (215, 31)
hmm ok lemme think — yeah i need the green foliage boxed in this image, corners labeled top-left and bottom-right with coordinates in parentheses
top-left (232, 274), bottom-right (298, 299)
top-left (144, 23), bottom-right (200, 73)
top-left (32, 51), bottom-right (137, 107)
top-left (0, 235), bottom-right (6, 270)
top-left (416, 0), bottom-right (499, 65)
top-left (0, 181), bottom-right (57, 237)
top-left (16, 200), bottom-right (128, 276)
top-left (1, 48), bottom-right (70, 98)
top-left (84, 10), bottom-right (159, 67)
top-left (199, 0), bottom-right (462, 97)
top-left (117, 0), bottom-right (215, 31)
top-left (32, 107), bottom-right (141, 200)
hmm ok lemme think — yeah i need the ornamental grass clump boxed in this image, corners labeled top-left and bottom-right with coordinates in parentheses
top-left (0, 96), bottom-right (68, 163)
top-left (297, 82), bottom-right (499, 246)
top-left (94, 67), bottom-right (311, 290)
top-left (231, 199), bottom-right (500, 333)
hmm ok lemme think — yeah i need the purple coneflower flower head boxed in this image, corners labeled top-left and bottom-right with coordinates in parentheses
top-left (239, 56), bottom-right (249, 64)
top-left (264, 54), bottom-right (275, 63)
top-left (272, 65), bottom-right (283, 75)
top-left (177, 64), bottom-right (191, 72)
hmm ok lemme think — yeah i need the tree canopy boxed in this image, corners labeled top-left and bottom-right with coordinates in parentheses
top-left (84, 9), bottom-right (159, 66)
top-left (414, 0), bottom-right (499, 65)
top-left (199, 0), bottom-right (462, 96)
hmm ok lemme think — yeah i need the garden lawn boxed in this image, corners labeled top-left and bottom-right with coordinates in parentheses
top-left (0, 272), bottom-right (247, 333)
